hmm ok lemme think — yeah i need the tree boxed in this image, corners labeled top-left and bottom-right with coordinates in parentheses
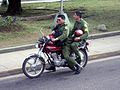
top-left (6, 0), bottom-right (22, 15)
top-left (1, 0), bottom-right (8, 7)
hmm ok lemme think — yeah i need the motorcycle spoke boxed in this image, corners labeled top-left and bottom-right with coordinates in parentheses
top-left (33, 70), bottom-right (37, 74)
top-left (33, 58), bottom-right (38, 64)
top-left (27, 67), bottom-right (32, 72)
top-left (27, 62), bottom-right (32, 65)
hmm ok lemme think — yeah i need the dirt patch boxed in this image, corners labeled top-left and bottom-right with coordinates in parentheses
top-left (0, 25), bottom-right (23, 33)
top-left (0, 32), bottom-right (39, 48)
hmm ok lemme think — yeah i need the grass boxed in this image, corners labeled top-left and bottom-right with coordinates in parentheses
top-left (0, 0), bottom-right (120, 48)
top-left (0, 20), bottom-right (53, 48)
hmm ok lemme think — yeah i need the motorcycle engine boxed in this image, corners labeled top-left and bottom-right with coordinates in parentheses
top-left (51, 53), bottom-right (65, 67)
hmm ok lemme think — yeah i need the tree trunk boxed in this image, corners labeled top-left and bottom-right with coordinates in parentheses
top-left (6, 0), bottom-right (22, 15)
top-left (1, 0), bottom-right (8, 7)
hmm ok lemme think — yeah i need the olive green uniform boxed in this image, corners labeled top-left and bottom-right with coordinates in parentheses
top-left (55, 24), bottom-right (69, 42)
top-left (62, 18), bottom-right (89, 67)
top-left (46, 23), bottom-right (70, 71)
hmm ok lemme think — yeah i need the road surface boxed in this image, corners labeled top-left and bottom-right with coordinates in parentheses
top-left (0, 55), bottom-right (120, 90)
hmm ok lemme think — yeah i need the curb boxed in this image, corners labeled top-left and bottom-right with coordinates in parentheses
top-left (89, 30), bottom-right (120, 39)
top-left (0, 30), bottom-right (120, 54)
top-left (89, 50), bottom-right (120, 60)
top-left (0, 50), bottom-right (120, 78)
top-left (0, 44), bottom-right (34, 54)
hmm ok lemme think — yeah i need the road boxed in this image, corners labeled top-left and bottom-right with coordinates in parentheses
top-left (0, 55), bottom-right (120, 90)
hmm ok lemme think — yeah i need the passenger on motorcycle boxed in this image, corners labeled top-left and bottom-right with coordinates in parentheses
top-left (62, 11), bottom-right (89, 74)
top-left (46, 14), bottom-right (69, 71)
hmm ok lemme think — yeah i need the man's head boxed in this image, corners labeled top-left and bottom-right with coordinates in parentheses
top-left (73, 11), bottom-right (83, 21)
top-left (56, 14), bottom-right (65, 25)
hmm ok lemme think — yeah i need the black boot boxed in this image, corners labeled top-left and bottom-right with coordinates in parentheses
top-left (74, 64), bottom-right (82, 74)
top-left (46, 66), bottom-right (56, 72)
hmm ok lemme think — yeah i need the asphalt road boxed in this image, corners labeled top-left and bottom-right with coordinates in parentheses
top-left (0, 55), bottom-right (120, 90)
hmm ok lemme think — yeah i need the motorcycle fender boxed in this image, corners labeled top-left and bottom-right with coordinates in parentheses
top-left (79, 44), bottom-right (89, 52)
top-left (25, 53), bottom-right (47, 62)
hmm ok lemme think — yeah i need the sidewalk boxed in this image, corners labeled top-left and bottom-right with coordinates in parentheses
top-left (0, 31), bottom-right (120, 77)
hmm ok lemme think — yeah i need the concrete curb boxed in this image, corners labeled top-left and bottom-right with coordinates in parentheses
top-left (89, 30), bottom-right (120, 39)
top-left (89, 50), bottom-right (120, 60)
top-left (0, 30), bottom-right (120, 54)
top-left (0, 44), bottom-right (34, 54)
top-left (0, 50), bottom-right (120, 78)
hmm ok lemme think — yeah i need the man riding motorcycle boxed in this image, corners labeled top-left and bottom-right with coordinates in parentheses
top-left (22, 12), bottom-right (89, 78)
top-left (46, 14), bottom-right (69, 71)
top-left (62, 11), bottom-right (89, 74)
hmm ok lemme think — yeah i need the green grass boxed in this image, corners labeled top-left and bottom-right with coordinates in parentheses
top-left (0, 0), bottom-right (120, 48)
top-left (21, 0), bottom-right (120, 32)
top-left (0, 20), bottom-right (54, 48)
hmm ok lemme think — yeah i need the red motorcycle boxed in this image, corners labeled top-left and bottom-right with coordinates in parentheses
top-left (22, 35), bottom-right (89, 79)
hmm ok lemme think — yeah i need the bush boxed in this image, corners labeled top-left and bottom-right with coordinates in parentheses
top-left (0, 15), bottom-right (22, 32)
top-left (0, 15), bottom-right (19, 27)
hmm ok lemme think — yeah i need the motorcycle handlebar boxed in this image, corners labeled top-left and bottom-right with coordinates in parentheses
top-left (38, 36), bottom-right (52, 43)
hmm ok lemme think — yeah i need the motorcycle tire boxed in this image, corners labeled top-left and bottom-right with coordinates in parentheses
top-left (79, 49), bottom-right (88, 68)
top-left (68, 49), bottom-right (88, 71)
top-left (22, 54), bottom-right (45, 79)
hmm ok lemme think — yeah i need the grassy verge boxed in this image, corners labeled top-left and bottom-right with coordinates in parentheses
top-left (0, 0), bottom-right (120, 48)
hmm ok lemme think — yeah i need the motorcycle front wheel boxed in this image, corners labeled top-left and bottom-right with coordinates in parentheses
top-left (22, 55), bottom-right (45, 79)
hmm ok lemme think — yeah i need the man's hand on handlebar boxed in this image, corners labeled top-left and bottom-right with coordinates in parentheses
top-left (51, 38), bottom-right (59, 42)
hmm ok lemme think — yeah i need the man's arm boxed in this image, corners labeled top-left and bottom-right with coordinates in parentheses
top-left (80, 23), bottom-right (89, 40)
top-left (57, 26), bottom-right (69, 41)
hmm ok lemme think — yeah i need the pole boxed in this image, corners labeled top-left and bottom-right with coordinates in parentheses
top-left (60, 0), bottom-right (64, 14)
top-left (53, 0), bottom-right (72, 30)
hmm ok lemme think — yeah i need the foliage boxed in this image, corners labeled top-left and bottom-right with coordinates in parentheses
top-left (0, 15), bottom-right (22, 33)
top-left (0, 16), bottom-right (16, 27)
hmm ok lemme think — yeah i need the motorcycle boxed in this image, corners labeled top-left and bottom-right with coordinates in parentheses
top-left (22, 34), bottom-right (89, 79)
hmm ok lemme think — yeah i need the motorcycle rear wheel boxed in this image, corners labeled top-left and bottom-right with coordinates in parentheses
top-left (68, 49), bottom-right (88, 71)
top-left (22, 55), bottom-right (45, 79)
top-left (79, 49), bottom-right (88, 67)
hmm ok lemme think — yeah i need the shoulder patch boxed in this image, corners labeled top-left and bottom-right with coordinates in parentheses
top-left (84, 23), bottom-right (88, 28)
top-left (65, 26), bottom-right (69, 30)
